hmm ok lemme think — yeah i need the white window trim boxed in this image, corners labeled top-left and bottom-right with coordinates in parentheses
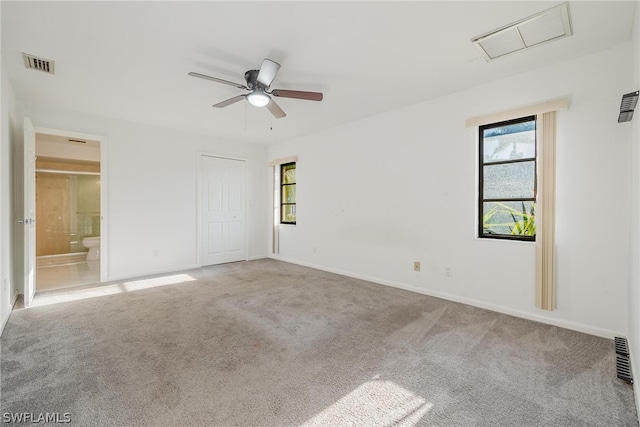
top-left (269, 156), bottom-right (298, 167)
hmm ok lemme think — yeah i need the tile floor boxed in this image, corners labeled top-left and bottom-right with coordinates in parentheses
top-left (36, 254), bottom-right (100, 292)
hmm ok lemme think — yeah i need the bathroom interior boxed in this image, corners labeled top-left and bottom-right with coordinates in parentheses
top-left (35, 133), bottom-right (101, 291)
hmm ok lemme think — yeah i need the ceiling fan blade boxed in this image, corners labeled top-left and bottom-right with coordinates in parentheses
top-left (188, 72), bottom-right (248, 90)
top-left (213, 95), bottom-right (246, 108)
top-left (257, 59), bottom-right (281, 88)
top-left (271, 89), bottom-right (323, 102)
top-left (266, 98), bottom-right (286, 119)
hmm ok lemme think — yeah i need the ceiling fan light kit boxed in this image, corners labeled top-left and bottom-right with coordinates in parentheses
top-left (189, 58), bottom-right (323, 119)
top-left (247, 91), bottom-right (270, 107)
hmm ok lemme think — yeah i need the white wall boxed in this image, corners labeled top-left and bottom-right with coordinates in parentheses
top-left (269, 44), bottom-right (633, 338)
top-left (1, 60), bottom-right (21, 333)
top-left (628, 0), bottom-right (640, 414)
top-left (24, 107), bottom-right (269, 281)
top-left (36, 135), bottom-right (101, 162)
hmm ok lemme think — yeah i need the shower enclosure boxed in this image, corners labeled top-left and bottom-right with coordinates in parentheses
top-left (36, 171), bottom-right (101, 257)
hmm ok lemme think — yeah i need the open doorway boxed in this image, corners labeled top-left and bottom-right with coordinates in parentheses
top-left (34, 133), bottom-right (102, 291)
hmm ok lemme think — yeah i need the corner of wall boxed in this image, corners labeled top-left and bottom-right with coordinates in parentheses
top-left (0, 60), bottom-right (16, 334)
top-left (0, 59), bottom-right (26, 335)
top-left (629, 0), bottom-right (640, 417)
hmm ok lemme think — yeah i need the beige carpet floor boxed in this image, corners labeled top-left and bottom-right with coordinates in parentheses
top-left (1, 259), bottom-right (638, 426)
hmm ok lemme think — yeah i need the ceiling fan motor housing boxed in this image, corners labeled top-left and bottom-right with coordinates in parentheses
top-left (244, 70), bottom-right (263, 89)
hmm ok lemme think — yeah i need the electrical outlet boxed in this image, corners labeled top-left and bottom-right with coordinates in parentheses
top-left (414, 261), bottom-right (421, 272)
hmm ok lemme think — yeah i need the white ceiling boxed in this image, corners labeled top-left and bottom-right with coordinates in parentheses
top-left (1, 1), bottom-right (636, 145)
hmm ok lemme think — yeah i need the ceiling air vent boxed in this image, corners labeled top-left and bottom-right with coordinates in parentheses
top-left (23, 53), bottom-right (55, 74)
top-left (618, 91), bottom-right (639, 123)
top-left (472, 2), bottom-right (572, 61)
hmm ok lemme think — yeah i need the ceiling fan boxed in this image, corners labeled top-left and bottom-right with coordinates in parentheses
top-left (188, 58), bottom-right (323, 119)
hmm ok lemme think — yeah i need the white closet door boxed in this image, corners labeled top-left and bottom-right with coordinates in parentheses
top-left (200, 156), bottom-right (246, 266)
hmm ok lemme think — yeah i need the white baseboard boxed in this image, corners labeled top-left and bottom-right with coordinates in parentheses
top-left (630, 346), bottom-right (640, 420)
top-left (73, 257), bottom-right (268, 285)
top-left (636, 375), bottom-right (640, 423)
top-left (0, 313), bottom-right (8, 337)
top-left (270, 255), bottom-right (622, 339)
top-left (1, 293), bottom-right (19, 337)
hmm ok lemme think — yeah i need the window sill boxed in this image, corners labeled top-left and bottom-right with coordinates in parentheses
top-left (476, 236), bottom-right (535, 245)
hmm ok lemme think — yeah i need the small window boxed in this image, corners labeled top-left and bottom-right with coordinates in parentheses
top-left (479, 116), bottom-right (536, 240)
top-left (281, 162), bottom-right (296, 224)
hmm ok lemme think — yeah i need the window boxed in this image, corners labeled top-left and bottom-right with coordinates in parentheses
top-left (479, 116), bottom-right (536, 240)
top-left (280, 162), bottom-right (296, 224)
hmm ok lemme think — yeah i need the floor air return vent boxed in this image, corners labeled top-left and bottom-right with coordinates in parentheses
top-left (615, 337), bottom-right (633, 385)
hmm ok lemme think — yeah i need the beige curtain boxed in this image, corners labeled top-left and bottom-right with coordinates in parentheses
top-left (535, 111), bottom-right (557, 310)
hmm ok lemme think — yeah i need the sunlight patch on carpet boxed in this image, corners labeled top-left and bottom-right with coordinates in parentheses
top-left (302, 379), bottom-right (433, 426)
top-left (120, 274), bottom-right (196, 291)
top-left (30, 274), bottom-right (197, 307)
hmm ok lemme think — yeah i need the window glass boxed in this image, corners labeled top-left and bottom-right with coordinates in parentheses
top-left (482, 201), bottom-right (535, 236)
top-left (282, 163), bottom-right (296, 184)
top-left (483, 161), bottom-right (535, 199)
top-left (483, 129), bottom-right (536, 162)
top-left (282, 185), bottom-right (296, 204)
top-left (280, 162), bottom-right (296, 224)
top-left (479, 117), bottom-right (536, 240)
top-left (281, 205), bottom-right (296, 223)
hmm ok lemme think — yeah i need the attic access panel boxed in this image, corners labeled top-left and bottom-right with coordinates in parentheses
top-left (472, 3), bottom-right (572, 61)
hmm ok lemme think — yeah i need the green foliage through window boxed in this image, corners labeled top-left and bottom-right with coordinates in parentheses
top-left (483, 202), bottom-right (535, 237)
top-left (280, 162), bottom-right (296, 224)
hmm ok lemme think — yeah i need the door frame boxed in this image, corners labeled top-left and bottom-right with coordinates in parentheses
top-left (197, 153), bottom-right (248, 267)
top-left (22, 118), bottom-right (36, 306)
top-left (33, 126), bottom-right (109, 283)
